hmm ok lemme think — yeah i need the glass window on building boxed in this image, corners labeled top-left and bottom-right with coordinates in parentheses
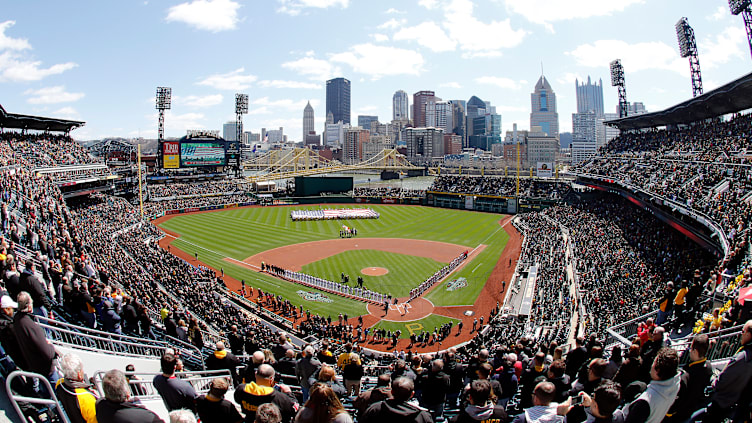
top-left (540, 91), bottom-right (547, 111)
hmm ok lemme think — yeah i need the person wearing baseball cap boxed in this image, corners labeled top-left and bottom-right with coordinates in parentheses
top-left (0, 294), bottom-right (25, 374)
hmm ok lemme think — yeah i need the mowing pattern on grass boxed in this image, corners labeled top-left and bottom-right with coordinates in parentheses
top-left (159, 205), bottom-right (508, 317)
top-left (301, 250), bottom-right (445, 299)
top-left (371, 314), bottom-right (461, 339)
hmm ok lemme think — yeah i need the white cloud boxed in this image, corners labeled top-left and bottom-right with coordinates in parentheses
top-left (248, 106), bottom-right (271, 115)
top-left (258, 80), bottom-right (321, 89)
top-left (0, 21), bottom-right (31, 50)
top-left (384, 8), bottom-right (405, 14)
top-left (394, 21), bottom-right (456, 52)
top-left (166, 0), bottom-right (241, 32)
top-left (443, 0), bottom-right (527, 56)
top-left (709, 6), bottom-right (728, 21)
top-left (253, 97), bottom-right (320, 111)
top-left (378, 18), bottom-right (406, 30)
top-left (181, 94), bottom-right (224, 107)
top-left (281, 53), bottom-right (341, 81)
top-left (277, 0), bottom-right (349, 15)
top-left (439, 81), bottom-right (462, 88)
top-left (197, 68), bottom-right (257, 90)
top-left (419, 0), bottom-right (439, 9)
top-left (699, 27), bottom-right (747, 69)
top-left (150, 111), bottom-right (207, 132)
top-left (52, 106), bottom-right (81, 119)
top-left (475, 76), bottom-right (524, 90)
top-left (505, 0), bottom-right (644, 29)
top-left (370, 33), bottom-right (389, 42)
top-left (567, 40), bottom-right (685, 74)
top-left (0, 22), bottom-right (77, 82)
top-left (355, 105), bottom-right (379, 114)
top-left (496, 105), bottom-right (528, 113)
top-left (330, 44), bottom-right (424, 79)
top-left (25, 86), bottom-right (84, 104)
top-left (556, 72), bottom-right (582, 86)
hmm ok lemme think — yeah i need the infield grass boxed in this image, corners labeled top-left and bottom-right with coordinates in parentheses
top-left (158, 205), bottom-right (508, 317)
top-left (371, 315), bottom-right (461, 339)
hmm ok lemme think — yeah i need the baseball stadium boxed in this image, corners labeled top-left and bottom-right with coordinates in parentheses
top-left (2, 2), bottom-right (752, 422)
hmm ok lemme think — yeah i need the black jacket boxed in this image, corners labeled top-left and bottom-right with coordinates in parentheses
top-left (95, 399), bottom-right (164, 423)
top-left (421, 370), bottom-right (451, 406)
top-left (360, 399), bottom-right (433, 423)
top-left (666, 358), bottom-right (713, 421)
top-left (11, 311), bottom-right (56, 376)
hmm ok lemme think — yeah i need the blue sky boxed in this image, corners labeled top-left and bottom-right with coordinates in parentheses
top-left (1, 0), bottom-right (750, 141)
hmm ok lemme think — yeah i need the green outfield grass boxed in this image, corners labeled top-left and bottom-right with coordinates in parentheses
top-left (371, 314), bottom-right (461, 339)
top-left (159, 205), bottom-right (508, 317)
top-left (301, 250), bottom-right (445, 298)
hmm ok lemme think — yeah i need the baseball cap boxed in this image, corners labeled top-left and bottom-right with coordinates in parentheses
top-left (1, 295), bottom-right (18, 309)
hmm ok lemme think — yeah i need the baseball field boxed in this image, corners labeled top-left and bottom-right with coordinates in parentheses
top-left (155, 204), bottom-right (517, 346)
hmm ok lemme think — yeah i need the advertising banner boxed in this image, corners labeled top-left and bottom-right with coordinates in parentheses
top-left (163, 141), bottom-right (180, 169)
top-left (536, 162), bottom-right (554, 178)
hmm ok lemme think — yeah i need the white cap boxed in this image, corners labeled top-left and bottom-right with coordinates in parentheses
top-left (1, 295), bottom-right (18, 309)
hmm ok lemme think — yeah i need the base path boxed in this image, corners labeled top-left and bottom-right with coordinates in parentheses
top-left (243, 238), bottom-right (472, 271)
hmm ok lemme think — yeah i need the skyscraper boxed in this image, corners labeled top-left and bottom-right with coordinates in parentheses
top-left (303, 101), bottom-right (314, 141)
top-left (576, 76), bottom-right (604, 115)
top-left (393, 90), bottom-right (409, 122)
top-left (357, 115), bottom-right (379, 133)
top-left (326, 77), bottom-right (351, 125)
top-left (530, 76), bottom-right (559, 138)
top-left (412, 91), bottom-right (436, 128)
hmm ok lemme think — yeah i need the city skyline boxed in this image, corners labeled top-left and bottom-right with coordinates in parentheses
top-left (1, 1), bottom-right (750, 141)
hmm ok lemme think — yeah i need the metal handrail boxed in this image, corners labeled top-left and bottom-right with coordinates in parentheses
top-left (605, 310), bottom-right (659, 348)
top-left (91, 369), bottom-right (233, 402)
top-left (34, 315), bottom-right (205, 369)
top-left (5, 370), bottom-right (71, 423)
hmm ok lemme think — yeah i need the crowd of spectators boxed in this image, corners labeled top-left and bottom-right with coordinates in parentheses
top-left (0, 132), bottom-right (100, 168)
top-left (148, 181), bottom-right (247, 199)
top-left (353, 187), bottom-right (425, 198)
top-left (141, 194), bottom-right (255, 217)
top-left (430, 175), bottom-right (570, 199)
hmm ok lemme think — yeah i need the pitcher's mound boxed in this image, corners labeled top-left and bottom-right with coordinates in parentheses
top-left (362, 267), bottom-right (388, 276)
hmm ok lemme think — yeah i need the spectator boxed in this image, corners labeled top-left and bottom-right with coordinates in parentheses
top-left (613, 345), bottom-right (641, 389)
top-left (495, 354), bottom-right (519, 408)
top-left (275, 349), bottom-right (297, 377)
top-left (451, 379), bottom-right (508, 423)
top-left (566, 338), bottom-right (587, 379)
top-left (56, 353), bottom-right (98, 423)
top-left (568, 359), bottom-right (607, 397)
top-left (243, 351), bottom-right (268, 384)
top-left (196, 377), bottom-right (243, 423)
top-left (336, 343), bottom-right (353, 370)
top-left (560, 380), bottom-right (624, 423)
top-left (272, 333), bottom-right (294, 361)
top-left (359, 376), bottom-right (433, 423)
top-left (11, 291), bottom-right (60, 384)
top-left (169, 409), bottom-right (197, 423)
top-left (255, 403), bottom-right (282, 423)
top-left (229, 325), bottom-right (245, 355)
top-left (520, 352), bottom-right (549, 408)
top-left (420, 359), bottom-right (451, 421)
top-left (234, 364), bottom-right (298, 423)
top-left (546, 360), bottom-right (570, 404)
top-left (206, 342), bottom-right (241, 385)
top-left (310, 365), bottom-right (347, 399)
top-left (624, 347), bottom-right (681, 423)
top-left (601, 346), bottom-right (621, 381)
top-left (0, 294), bottom-right (25, 374)
top-left (153, 352), bottom-right (198, 413)
top-left (96, 369), bottom-right (163, 423)
top-left (665, 334), bottom-right (712, 422)
top-left (353, 374), bottom-right (392, 417)
top-left (342, 353), bottom-right (364, 396)
top-left (511, 381), bottom-right (563, 423)
top-left (296, 345), bottom-right (321, 402)
top-left (690, 320), bottom-right (752, 422)
top-left (294, 383), bottom-right (353, 423)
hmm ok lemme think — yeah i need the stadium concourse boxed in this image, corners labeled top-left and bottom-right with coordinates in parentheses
top-left (0, 102), bottom-right (750, 422)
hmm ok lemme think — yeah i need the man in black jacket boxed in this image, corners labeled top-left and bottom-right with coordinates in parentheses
top-left (234, 364), bottom-right (298, 423)
top-left (11, 292), bottom-right (59, 384)
top-left (206, 342), bottom-right (242, 385)
top-left (360, 377), bottom-right (433, 423)
top-left (665, 334), bottom-right (712, 422)
top-left (19, 262), bottom-right (52, 318)
top-left (0, 294), bottom-right (25, 374)
top-left (566, 337), bottom-right (587, 379)
top-left (96, 369), bottom-right (163, 422)
top-left (451, 379), bottom-right (508, 423)
top-left (420, 359), bottom-right (451, 422)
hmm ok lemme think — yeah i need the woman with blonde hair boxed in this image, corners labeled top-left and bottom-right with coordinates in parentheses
top-left (295, 383), bottom-right (353, 423)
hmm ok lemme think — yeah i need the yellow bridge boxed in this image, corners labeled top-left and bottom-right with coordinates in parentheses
top-left (245, 148), bottom-right (425, 183)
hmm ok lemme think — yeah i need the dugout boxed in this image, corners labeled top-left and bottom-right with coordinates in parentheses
top-left (294, 176), bottom-right (353, 197)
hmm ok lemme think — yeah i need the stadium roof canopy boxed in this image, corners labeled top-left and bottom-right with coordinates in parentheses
top-left (606, 71), bottom-right (752, 131)
top-left (0, 104), bottom-right (85, 133)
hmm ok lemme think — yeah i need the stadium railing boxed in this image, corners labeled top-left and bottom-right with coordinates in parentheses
top-left (670, 324), bottom-right (744, 367)
top-left (34, 315), bottom-right (205, 370)
top-left (5, 370), bottom-right (69, 423)
top-left (605, 310), bottom-right (658, 349)
top-left (91, 369), bottom-right (233, 402)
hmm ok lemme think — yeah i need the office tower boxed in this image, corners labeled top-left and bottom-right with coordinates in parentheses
top-left (393, 90), bottom-right (409, 122)
top-left (412, 91), bottom-right (436, 128)
top-left (530, 75), bottom-right (559, 138)
top-left (303, 101), bottom-right (314, 141)
top-left (576, 76), bottom-right (604, 115)
top-left (343, 127), bottom-right (369, 164)
top-left (357, 115), bottom-right (379, 133)
top-left (405, 127), bottom-right (444, 161)
top-left (326, 77), bottom-right (351, 125)
top-left (223, 121), bottom-right (238, 141)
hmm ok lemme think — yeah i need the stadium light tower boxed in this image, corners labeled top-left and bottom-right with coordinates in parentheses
top-left (610, 60), bottom-right (628, 118)
top-left (156, 87), bottom-right (172, 142)
top-left (676, 17), bottom-right (703, 97)
top-left (235, 93), bottom-right (249, 171)
top-left (729, 0), bottom-right (752, 59)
